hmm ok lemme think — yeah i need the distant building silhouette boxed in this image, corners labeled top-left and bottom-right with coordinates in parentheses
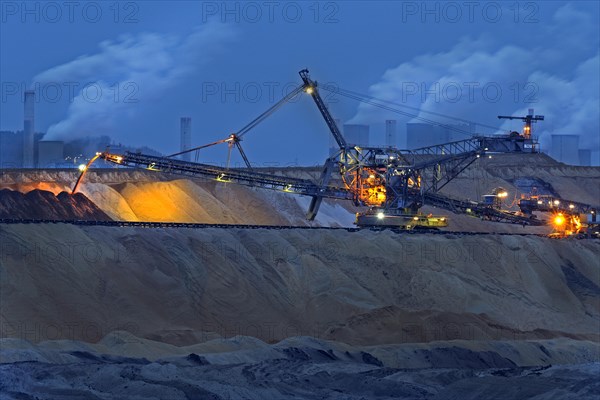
top-left (343, 124), bottom-right (369, 147)
top-left (406, 123), bottom-right (474, 149)
top-left (38, 141), bottom-right (64, 168)
top-left (385, 120), bottom-right (397, 147)
top-left (551, 135), bottom-right (579, 165)
top-left (0, 131), bottom-right (24, 168)
top-left (23, 90), bottom-right (35, 167)
top-left (578, 149), bottom-right (591, 166)
top-left (180, 117), bottom-right (192, 161)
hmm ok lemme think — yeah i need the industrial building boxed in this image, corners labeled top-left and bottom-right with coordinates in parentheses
top-left (1, 90), bottom-right (168, 169)
top-left (38, 141), bottom-right (65, 168)
top-left (385, 120), bottom-right (397, 147)
top-left (406, 123), bottom-right (475, 149)
top-left (551, 135), bottom-right (579, 165)
top-left (328, 121), bottom-right (370, 156)
top-left (23, 90), bottom-right (35, 168)
top-left (406, 123), bottom-right (448, 149)
top-left (0, 130), bottom-right (47, 168)
top-left (0, 131), bottom-right (24, 168)
top-left (180, 117), bottom-right (192, 162)
top-left (343, 124), bottom-right (369, 147)
top-left (578, 149), bottom-right (592, 166)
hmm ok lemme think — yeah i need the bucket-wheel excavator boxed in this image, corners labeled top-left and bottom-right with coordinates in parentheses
top-left (74, 69), bottom-right (547, 229)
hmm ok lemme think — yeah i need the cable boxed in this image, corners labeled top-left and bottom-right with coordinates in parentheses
top-left (322, 86), bottom-right (504, 136)
top-left (167, 137), bottom-right (232, 158)
top-left (237, 84), bottom-right (305, 138)
top-left (336, 87), bottom-right (503, 131)
top-left (166, 84), bottom-right (305, 159)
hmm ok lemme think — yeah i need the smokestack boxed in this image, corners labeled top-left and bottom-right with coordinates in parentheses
top-left (23, 90), bottom-right (35, 168)
top-left (180, 117), bottom-right (192, 162)
top-left (385, 120), bottom-right (397, 147)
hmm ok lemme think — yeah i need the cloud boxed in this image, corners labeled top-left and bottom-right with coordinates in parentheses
top-left (34, 21), bottom-right (236, 140)
top-left (518, 53), bottom-right (600, 150)
top-left (350, 3), bottom-right (599, 150)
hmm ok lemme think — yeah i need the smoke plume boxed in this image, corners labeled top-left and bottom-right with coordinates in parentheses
top-left (34, 21), bottom-right (236, 141)
top-left (350, 3), bottom-right (599, 152)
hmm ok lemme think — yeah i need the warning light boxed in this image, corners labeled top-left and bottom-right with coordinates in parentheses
top-left (553, 214), bottom-right (565, 226)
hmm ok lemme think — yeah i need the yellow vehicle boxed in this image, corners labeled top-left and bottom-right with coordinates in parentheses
top-left (355, 209), bottom-right (448, 229)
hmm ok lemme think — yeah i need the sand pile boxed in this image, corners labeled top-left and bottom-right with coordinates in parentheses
top-left (441, 154), bottom-right (600, 208)
top-left (1, 153), bottom-right (598, 232)
top-left (0, 189), bottom-right (111, 221)
top-left (1, 334), bottom-right (598, 399)
top-left (0, 155), bottom-right (598, 398)
top-left (1, 224), bottom-right (597, 346)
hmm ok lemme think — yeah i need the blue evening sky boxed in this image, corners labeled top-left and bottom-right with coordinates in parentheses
top-left (1, 1), bottom-right (598, 165)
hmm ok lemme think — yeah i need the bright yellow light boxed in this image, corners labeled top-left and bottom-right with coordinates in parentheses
top-left (78, 164), bottom-right (87, 172)
top-left (497, 191), bottom-right (508, 198)
top-left (554, 200), bottom-right (560, 205)
top-left (216, 173), bottom-right (229, 182)
top-left (537, 200), bottom-right (543, 205)
top-left (413, 216), bottom-right (419, 221)
top-left (377, 212), bottom-right (385, 220)
top-left (569, 204), bottom-right (575, 209)
top-left (553, 214), bottom-right (565, 226)
top-left (368, 174), bottom-right (375, 179)
top-left (305, 87), bottom-right (314, 94)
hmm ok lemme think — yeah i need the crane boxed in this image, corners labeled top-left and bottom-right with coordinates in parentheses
top-left (498, 108), bottom-right (544, 139)
top-left (76, 69), bottom-right (546, 229)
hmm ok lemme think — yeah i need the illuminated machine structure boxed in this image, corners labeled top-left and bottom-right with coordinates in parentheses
top-left (518, 194), bottom-right (599, 237)
top-left (498, 109), bottom-right (544, 141)
top-left (74, 69), bottom-right (555, 229)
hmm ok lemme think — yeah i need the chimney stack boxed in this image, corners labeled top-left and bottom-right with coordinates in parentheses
top-left (180, 117), bottom-right (192, 162)
top-left (23, 90), bottom-right (35, 168)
